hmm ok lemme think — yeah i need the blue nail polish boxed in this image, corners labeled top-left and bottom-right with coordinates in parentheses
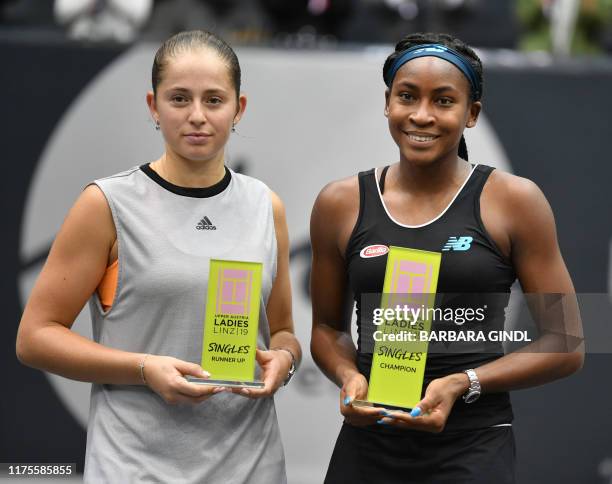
top-left (379, 410), bottom-right (389, 416)
top-left (410, 407), bottom-right (422, 417)
top-left (376, 419), bottom-right (387, 425)
top-left (343, 396), bottom-right (351, 406)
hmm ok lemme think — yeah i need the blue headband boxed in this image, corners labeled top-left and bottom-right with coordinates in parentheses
top-left (384, 43), bottom-right (481, 101)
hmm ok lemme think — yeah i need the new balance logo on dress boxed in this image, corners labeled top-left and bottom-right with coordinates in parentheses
top-left (442, 236), bottom-right (473, 251)
top-left (196, 216), bottom-right (216, 230)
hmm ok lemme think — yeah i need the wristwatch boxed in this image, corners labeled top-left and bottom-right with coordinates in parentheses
top-left (462, 369), bottom-right (481, 403)
top-left (274, 348), bottom-right (297, 386)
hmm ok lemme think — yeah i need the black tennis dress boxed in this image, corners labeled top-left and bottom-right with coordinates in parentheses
top-left (324, 164), bottom-right (517, 484)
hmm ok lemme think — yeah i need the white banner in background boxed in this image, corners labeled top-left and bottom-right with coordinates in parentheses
top-left (19, 44), bottom-right (510, 483)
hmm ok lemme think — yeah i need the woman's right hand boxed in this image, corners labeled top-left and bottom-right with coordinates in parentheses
top-left (340, 372), bottom-right (383, 426)
top-left (142, 355), bottom-right (223, 405)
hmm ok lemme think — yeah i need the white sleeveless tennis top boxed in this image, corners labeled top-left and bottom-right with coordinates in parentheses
top-left (84, 164), bottom-right (286, 484)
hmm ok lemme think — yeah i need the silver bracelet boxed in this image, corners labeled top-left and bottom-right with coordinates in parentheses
top-left (139, 354), bottom-right (150, 385)
top-left (272, 348), bottom-right (297, 386)
top-left (273, 347), bottom-right (296, 365)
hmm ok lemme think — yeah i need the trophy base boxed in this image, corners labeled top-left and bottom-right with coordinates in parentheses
top-left (351, 399), bottom-right (412, 411)
top-left (185, 377), bottom-right (265, 389)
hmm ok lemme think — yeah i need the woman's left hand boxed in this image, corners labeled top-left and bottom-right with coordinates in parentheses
top-left (376, 373), bottom-right (468, 433)
top-left (230, 349), bottom-right (292, 399)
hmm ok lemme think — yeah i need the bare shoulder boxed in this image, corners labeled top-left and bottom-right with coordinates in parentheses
top-left (58, 184), bottom-right (116, 251)
top-left (80, 183), bottom-right (114, 213)
top-left (311, 175), bottom-right (360, 254)
top-left (484, 169), bottom-right (556, 243)
top-left (485, 169), bottom-right (548, 207)
top-left (269, 189), bottom-right (283, 205)
top-left (268, 190), bottom-right (286, 219)
top-left (313, 175), bottom-right (359, 216)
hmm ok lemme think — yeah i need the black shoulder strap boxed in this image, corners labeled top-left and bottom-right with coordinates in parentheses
top-left (471, 164), bottom-right (495, 195)
top-left (379, 165), bottom-right (390, 194)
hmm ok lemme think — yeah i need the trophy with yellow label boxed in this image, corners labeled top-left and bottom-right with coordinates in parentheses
top-left (354, 246), bottom-right (441, 409)
top-left (186, 259), bottom-right (264, 389)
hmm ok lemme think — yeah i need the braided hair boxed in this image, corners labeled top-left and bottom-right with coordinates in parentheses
top-left (382, 33), bottom-right (483, 161)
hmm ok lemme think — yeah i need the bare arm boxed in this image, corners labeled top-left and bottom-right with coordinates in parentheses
top-left (267, 191), bottom-right (301, 359)
top-left (469, 174), bottom-right (584, 393)
top-left (382, 173), bottom-right (584, 432)
top-left (16, 185), bottom-right (218, 404)
top-left (310, 178), bottom-right (382, 424)
top-left (16, 185), bottom-right (145, 383)
top-left (234, 190), bottom-right (301, 397)
top-left (310, 181), bottom-right (360, 387)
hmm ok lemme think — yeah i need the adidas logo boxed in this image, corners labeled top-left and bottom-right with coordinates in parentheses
top-left (196, 216), bottom-right (217, 230)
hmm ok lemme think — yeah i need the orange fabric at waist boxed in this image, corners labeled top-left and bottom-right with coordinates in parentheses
top-left (97, 259), bottom-right (118, 311)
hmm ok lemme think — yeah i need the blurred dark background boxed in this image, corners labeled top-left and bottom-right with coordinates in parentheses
top-left (1, 0), bottom-right (611, 53)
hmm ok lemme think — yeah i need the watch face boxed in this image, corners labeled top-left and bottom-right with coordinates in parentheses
top-left (464, 391), bottom-right (480, 404)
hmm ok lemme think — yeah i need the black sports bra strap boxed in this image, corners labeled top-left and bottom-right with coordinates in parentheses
top-left (379, 165), bottom-right (390, 194)
top-left (471, 164), bottom-right (495, 193)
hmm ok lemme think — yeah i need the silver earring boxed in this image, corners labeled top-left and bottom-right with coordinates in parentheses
top-left (155, 120), bottom-right (160, 131)
top-left (231, 123), bottom-right (236, 133)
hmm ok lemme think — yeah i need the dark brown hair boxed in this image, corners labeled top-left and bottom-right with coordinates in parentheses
top-left (152, 30), bottom-right (241, 100)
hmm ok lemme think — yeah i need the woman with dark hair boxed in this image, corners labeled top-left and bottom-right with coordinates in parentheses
top-left (17, 30), bottom-right (300, 483)
top-left (310, 32), bottom-right (583, 483)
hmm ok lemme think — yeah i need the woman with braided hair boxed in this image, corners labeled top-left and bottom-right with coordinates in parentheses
top-left (310, 32), bottom-right (583, 483)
